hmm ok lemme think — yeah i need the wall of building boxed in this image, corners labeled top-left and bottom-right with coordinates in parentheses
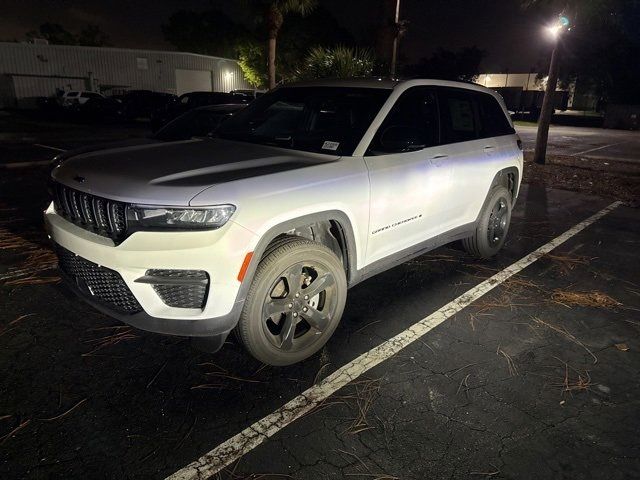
top-left (0, 42), bottom-right (250, 108)
top-left (477, 72), bottom-right (570, 92)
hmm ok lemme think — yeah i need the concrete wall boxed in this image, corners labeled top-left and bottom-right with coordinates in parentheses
top-left (0, 42), bottom-right (250, 108)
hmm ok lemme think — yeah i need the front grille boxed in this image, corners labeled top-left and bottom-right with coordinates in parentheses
top-left (146, 269), bottom-right (209, 309)
top-left (52, 182), bottom-right (127, 242)
top-left (56, 246), bottom-right (142, 314)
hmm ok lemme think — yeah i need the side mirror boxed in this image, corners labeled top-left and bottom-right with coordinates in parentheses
top-left (379, 125), bottom-right (427, 153)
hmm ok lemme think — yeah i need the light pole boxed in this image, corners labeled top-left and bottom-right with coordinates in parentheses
top-left (534, 16), bottom-right (570, 165)
top-left (390, 0), bottom-right (401, 78)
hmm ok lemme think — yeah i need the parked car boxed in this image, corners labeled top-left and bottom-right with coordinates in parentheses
top-left (71, 96), bottom-right (124, 122)
top-left (60, 90), bottom-right (105, 107)
top-left (46, 79), bottom-right (522, 366)
top-left (153, 104), bottom-right (245, 141)
top-left (120, 90), bottom-right (177, 119)
top-left (150, 91), bottom-right (251, 131)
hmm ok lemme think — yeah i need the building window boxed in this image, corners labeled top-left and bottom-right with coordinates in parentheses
top-left (136, 57), bottom-right (148, 70)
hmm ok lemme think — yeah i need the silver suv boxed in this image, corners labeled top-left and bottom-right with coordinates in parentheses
top-left (46, 79), bottom-right (522, 365)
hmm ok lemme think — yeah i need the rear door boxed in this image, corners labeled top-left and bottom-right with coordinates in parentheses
top-left (435, 87), bottom-right (499, 228)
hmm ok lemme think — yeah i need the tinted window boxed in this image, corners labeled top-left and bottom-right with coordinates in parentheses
top-left (439, 89), bottom-right (478, 144)
top-left (475, 92), bottom-right (515, 138)
top-left (368, 87), bottom-right (440, 155)
top-left (216, 87), bottom-right (391, 155)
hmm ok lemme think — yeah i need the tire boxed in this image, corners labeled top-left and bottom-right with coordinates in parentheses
top-left (236, 237), bottom-right (347, 366)
top-left (463, 185), bottom-right (512, 259)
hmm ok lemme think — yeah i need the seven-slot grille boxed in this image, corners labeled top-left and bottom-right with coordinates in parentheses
top-left (52, 182), bottom-right (127, 241)
top-left (56, 246), bottom-right (142, 314)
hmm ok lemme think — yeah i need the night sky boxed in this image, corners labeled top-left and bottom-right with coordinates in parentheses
top-left (1, 0), bottom-right (557, 72)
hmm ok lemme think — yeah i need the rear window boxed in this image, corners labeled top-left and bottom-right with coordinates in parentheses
top-left (475, 92), bottom-right (515, 138)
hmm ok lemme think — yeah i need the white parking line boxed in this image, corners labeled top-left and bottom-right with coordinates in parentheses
top-left (166, 201), bottom-right (622, 480)
top-left (572, 142), bottom-right (626, 157)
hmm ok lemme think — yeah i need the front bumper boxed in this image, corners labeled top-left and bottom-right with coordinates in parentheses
top-left (44, 203), bottom-right (257, 337)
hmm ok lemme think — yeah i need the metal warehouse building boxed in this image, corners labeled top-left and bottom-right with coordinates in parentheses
top-left (0, 42), bottom-right (250, 108)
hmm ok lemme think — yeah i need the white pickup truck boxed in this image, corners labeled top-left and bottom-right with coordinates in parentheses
top-left (46, 78), bottom-right (522, 365)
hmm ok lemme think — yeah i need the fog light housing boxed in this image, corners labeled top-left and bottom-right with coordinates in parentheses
top-left (135, 269), bottom-right (209, 309)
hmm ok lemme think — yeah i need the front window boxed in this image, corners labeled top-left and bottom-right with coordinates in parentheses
top-left (215, 87), bottom-right (391, 156)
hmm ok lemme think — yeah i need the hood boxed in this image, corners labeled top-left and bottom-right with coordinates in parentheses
top-left (52, 137), bottom-right (159, 164)
top-left (52, 138), bottom-right (339, 206)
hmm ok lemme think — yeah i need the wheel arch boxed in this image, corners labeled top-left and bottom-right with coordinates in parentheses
top-left (236, 210), bottom-right (359, 304)
top-left (492, 166), bottom-right (520, 202)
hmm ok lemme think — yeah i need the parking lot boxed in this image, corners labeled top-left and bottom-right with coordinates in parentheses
top-left (517, 124), bottom-right (640, 164)
top-left (1, 117), bottom-right (639, 479)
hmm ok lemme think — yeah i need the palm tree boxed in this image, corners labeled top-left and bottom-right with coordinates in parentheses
top-left (259, 0), bottom-right (317, 89)
top-left (522, 0), bottom-right (618, 164)
top-left (295, 46), bottom-right (376, 80)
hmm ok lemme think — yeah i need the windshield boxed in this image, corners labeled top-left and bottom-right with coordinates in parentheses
top-left (154, 109), bottom-right (236, 141)
top-left (215, 86), bottom-right (391, 155)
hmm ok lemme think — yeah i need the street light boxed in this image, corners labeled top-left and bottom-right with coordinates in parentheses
top-left (547, 24), bottom-right (562, 39)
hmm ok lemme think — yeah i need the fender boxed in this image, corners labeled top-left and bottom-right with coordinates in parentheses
top-left (234, 210), bottom-right (360, 306)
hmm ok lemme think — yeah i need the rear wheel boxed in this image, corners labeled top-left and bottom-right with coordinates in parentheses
top-left (236, 238), bottom-right (347, 366)
top-left (463, 185), bottom-right (512, 259)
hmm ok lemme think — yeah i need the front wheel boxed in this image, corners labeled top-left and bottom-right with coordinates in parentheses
top-left (236, 238), bottom-right (347, 366)
top-left (463, 185), bottom-right (512, 259)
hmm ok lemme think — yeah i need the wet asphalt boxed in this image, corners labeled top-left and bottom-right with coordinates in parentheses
top-left (1, 117), bottom-right (639, 480)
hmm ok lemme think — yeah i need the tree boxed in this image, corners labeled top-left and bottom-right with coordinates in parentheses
top-left (25, 22), bottom-right (110, 46)
top-left (295, 46), bottom-right (376, 80)
top-left (162, 9), bottom-right (248, 58)
top-left (403, 47), bottom-right (486, 82)
top-left (237, 5), bottom-right (353, 89)
top-left (255, 0), bottom-right (317, 89)
top-left (26, 23), bottom-right (77, 45)
top-left (522, 0), bottom-right (625, 164)
top-left (77, 25), bottom-right (110, 46)
top-left (238, 42), bottom-right (268, 88)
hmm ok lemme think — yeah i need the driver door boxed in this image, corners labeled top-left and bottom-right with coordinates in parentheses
top-left (363, 87), bottom-right (454, 265)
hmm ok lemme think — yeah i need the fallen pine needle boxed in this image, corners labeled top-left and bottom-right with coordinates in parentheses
top-left (0, 419), bottom-right (31, 445)
top-left (533, 317), bottom-right (598, 364)
top-left (551, 289), bottom-right (622, 310)
top-left (39, 398), bottom-right (88, 422)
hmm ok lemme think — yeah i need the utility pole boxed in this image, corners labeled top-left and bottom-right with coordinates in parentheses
top-left (534, 44), bottom-right (561, 165)
top-left (390, 0), bottom-right (401, 78)
top-left (534, 16), bottom-right (569, 165)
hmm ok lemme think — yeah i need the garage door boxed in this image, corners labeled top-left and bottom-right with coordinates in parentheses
top-left (175, 69), bottom-right (212, 96)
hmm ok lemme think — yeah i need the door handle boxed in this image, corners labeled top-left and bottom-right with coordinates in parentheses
top-left (484, 145), bottom-right (496, 155)
top-left (431, 154), bottom-right (448, 166)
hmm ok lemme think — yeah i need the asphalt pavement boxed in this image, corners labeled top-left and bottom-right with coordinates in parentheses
top-left (516, 124), bottom-right (640, 163)
top-left (1, 119), bottom-right (639, 480)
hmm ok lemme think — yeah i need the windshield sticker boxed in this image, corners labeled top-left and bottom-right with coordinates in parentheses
top-left (322, 141), bottom-right (340, 151)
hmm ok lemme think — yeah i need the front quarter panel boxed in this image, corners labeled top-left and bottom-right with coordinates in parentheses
top-left (190, 156), bottom-right (370, 272)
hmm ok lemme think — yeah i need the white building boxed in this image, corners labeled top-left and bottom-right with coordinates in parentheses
top-left (0, 42), bottom-right (250, 108)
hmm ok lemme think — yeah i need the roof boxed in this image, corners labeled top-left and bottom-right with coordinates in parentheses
top-left (282, 77), bottom-right (499, 96)
top-left (285, 78), bottom-right (399, 89)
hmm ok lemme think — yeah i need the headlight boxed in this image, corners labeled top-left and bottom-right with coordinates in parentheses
top-left (126, 205), bottom-right (235, 230)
